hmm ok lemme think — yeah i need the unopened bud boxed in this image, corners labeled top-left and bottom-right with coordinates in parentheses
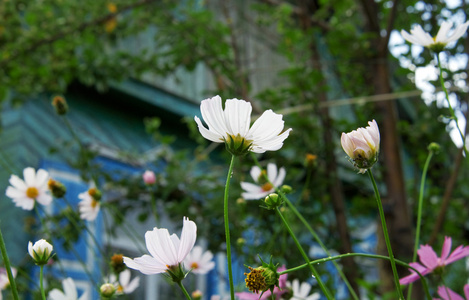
top-left (48, 179), bottom-right (67, 198)
top-left (192, 290), bottom-right (203, 300)
top-left (428, 142), bottom-right (440, 153)
top-left (280, 185), bottom-right (292, 194)
top-left (100, 283), bottom-right (116, 298)
top-left (51, 96), bottom-right (68, 115)
top-left (264, 193), bottom-right (281, 209)
top-left (88, 187), bottom-right (102, 201)
top-left (236, 197), bottom-right (246, 205)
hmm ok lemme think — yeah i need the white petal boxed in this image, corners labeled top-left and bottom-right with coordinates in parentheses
top-left (299, 281), bottom-right (312, 297)
top-left (6, 186), bottom-right (25, 198)
top-left (435, 21), bottom-right (452, 43)
top-left (251, 129), bottom-right (292, 152)
top-left (266, 163), bottom-right (278, 183)
top-left (48, 289), bottom-right (66, 300)
top-left (249, 166), bottom-right (261, 183)
top-left (194, 116), bottom-right (224, 143)
top-left (200, 96), bottom-right (230, 137)
top-left (177, 217), bottom-right (197, 262)
top-left (35, 169), bottom-right (49, 187)
top-left (124, 277), bottom-right (140, 293)
top-left (248, 110), bottom-right (284, 142)
top-left (145, 228), bottom-right (178, 266)
top-left (14, 197), bottom-right (35, 210)
top-left (36, 194), bottom-right (52, 206)
top-left (446, 21), bottom-right (469, 43)
top-left (62, 278), bottom-right (78, 299)
top-left (410, 25), bottom-right (434, 46)
top-left (119, 269), bottom-right (131, 286)
top-left (8, 175), bottom-right (26, 191)
top-left (23, 168), bottom-right (36, 186)
top-left (224, 99), bottom-right (252, 137)
top-left (273, 167), bottom-right (286, 187)
top-left (124, 255), bottom-right (166, 275)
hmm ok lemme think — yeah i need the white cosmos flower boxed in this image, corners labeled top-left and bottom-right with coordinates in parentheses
top-left (194, 96), bottom-right (292, 155)
top-left (109, 269), bottom-right (140, 295)
top-left (124, 217), bottom-right (197, 277)
top-left (5, 167), bottom-right (52, 210)
top-left (401, 21), bottom-right (469, 51)
top-left (287, 279), bottom-right (320, 300)
top-left (184, 245), bottom-right (215, 275)
top-left (49, 277), bottom-right (88, 300)
top-left (341, 120), bottom-right (380, 173)
top-left (240, 163), bottom-right (286, 200)
top-left (78, 188), bottom-right (100, 221)
top-left (28, 239), bottom-right (53, 265)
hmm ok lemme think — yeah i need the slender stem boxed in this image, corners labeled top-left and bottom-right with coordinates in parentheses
top-left (0, 225), bottom-right (19, 300)
top-left (435, 53), bottom-right (467, 154)
top-left (177, 281), bottom-right (192, 300)
top-left (275, 207), bottom-right (333, 300)
top-left (367, 169), bottom-right (405, 299)
top-left (224, 155), bottom-right (236, 300)
top-left (407, 150), bottom-right (434, 299)
top-left (278, 253), bottom-right (432, 300)
top-left (39, 266), bottom-right (46, 300)
top-left (250, 154), bottom-right (359, 300)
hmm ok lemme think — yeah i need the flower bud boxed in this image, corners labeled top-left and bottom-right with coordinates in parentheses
top-left (100, 283), bottom-right (116, 298)
top-left (142, 170), bottom-right (156, 185)
top-left (110, 253), bottom-right (126, 274)
top-left (244, 264), bottom-right (279, 294)
top-left (51, 96), bottom-right (68, 115)
top-left (304, 153), bottom-right (317, 168)
top-left (28, 239), bottom-right (53, 265)
top-left (264, 193), bottom-right (281, 209)
top-left (428, 142), bottom-right (440, 153)
top-left (192, 290), bottom-right (203, 300)
top-left (280, 185), bottom-right (292, 194)
top-left (236, 197), bottom-right (246, 205)
top-left (224, 134), bottom-right (253, 156)
top-left (48, 178), bottom-right (67, 198)
top-left (88, 187), bottom-right (102, 201)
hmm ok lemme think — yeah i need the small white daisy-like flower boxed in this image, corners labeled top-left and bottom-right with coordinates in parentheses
top-left (184, 245), bottom-right (215, 275)
top-left (78, 188), bottom-right (101, 221)
top-left (401, 21), bottom-right (469, 52)
top-left (287, 279), bottom-right (320, 300)
top-left (5, 167), bottom-right (52, 210)
top-left (194, 96), bottom-right (292, 156)
top-left (49, 277), bottom-right (88, 300)
top-left (240, 163), bottom-right (286, 200)
top-left (109, 269), bottom-right (140, 294)
top-left (341, 120), bottom-right (380, 173)
top-left (124, 217), bottom-right (197, 281)
top-left (28, 239), bottom-right (53, 265)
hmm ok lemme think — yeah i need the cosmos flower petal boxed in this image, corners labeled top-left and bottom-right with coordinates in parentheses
top-left (125, 277), bottom-right (140, 293)
top-left (266, 163), bottom-right (278, 183)
top-left (435, 21), bottom-right (453, 43)
top-left (146, 228), bottom-right (178, 266)
top-left (445, 21), bottom-right (469, 43)
top-left (445, 245), bottom-right (469, 265)
top-left (23, 168), bottom-right (36, 186)
top-left (248, 110), bottom-right (285, 141)
top-left (249, 166), bottom-right (262, 183)
top-left (464, 284), bottom-right (469, 299)
top-left (124, 255), bottom-right (167, 275)
top-left (8, 175), bottom-right (27, 191)
top-left (440, 236), bottom-right (452, 261)
top-left (194, 116), bottom-right (224, 143)
top-left (417, 245), bottom-right (439, 269)
top-left (437, 286), bottom-right (465, 300)
top-left (35, 169), bottom-right (49, 187)
top-left (36, 194), bottom-right (52, 206)
top-left (177, 217), bottom-right (197, 262)
top-left (13, 197), bottom-right (35, 210)
top-left (224, 99), bottom-right (252, 137)
top-left (200, 96), bottom-right (229, 138)
top-left (62, 278), bottom-right (78, 299)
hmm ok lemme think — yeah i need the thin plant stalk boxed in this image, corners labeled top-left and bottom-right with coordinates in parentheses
top-left (367, 169), bottom-right (404, 299)
top-left (275, 207), bottom-right (333, 300)
top-left (435, 53), bottom-right (467, 154)
top-left (39, 266), bottom-right (46, 300)
top-left (0, 225), bottom-right (19, 300)
top-left (406, 149), bottom-right (434, 299)
top-left (177, 281), bottom-right (192, 300)
top-left (278, 252), bottom-right (431, 300)
top-left (224, 155), bottom-right (236, 300)
top-left (250, 154), bottom-right (359, 300)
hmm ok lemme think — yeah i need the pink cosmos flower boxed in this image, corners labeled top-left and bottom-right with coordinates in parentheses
top-left (142, 170), bottom-right (156, 185)
top-left (236, 265), bottom-right (288, 300)
top-left (435, 284), bottom-right (469, 300)
top-left (400, 236), bottom-right (469, 285)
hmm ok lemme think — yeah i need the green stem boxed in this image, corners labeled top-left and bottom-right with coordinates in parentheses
top-left (436, 53), bottom-right (467, 154)
top-left (0, 225), bottom-right (19, 300)
top-left (250, 154), bottom-right (359, 300)
top-left (39, 266), bottom-right (46, 300)
top-left (224, 155), bottom-right (236, 300)
top-left (275, 207), bottom-right (333, 300)
top-left (278, 253), bottom-right (432, 300)
top-left (367, 169), bottom-right (404, 299)
top-left (177, 281), bottom-right (192, 300)
top-left (407, 149), bottom-right (434, 299)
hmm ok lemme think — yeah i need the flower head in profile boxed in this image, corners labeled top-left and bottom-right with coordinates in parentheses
top-left (236, 264), bottom-right (288, 300)
top-left (241, 163), bottom-right (286, 200)
top-left (401, 21), bottom-right (469, 52)
top-left (400, 236), bottom-right (469, 285)
top-left (435, 284), bottom-right (469, 300)
top-left (5, 167), bottom-right (52, 210)
top-left (78, 187), bottom-right (101, 221)
top-left (124, 217), bottom-right (197, 283)
top-left (184, 245), bottom-right (215, 275)
top-left (49, 278), bottom-right (88, 300)
top-left (194, 96), bottom-right (292, 156)
top-left (28, 239), bottom-right (53, 265)
top-left (341, 120), bottom-right (380, 173)
top-left (109, 269), bottom-right (140, 295)
top-left (287, 279), bottom-right (320, 300)
top-left (0, 267), bottom-right (17, 290)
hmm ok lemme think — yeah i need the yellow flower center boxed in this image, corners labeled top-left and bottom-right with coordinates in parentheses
top-left (244, 266), bottom-right (266, 293)
top-left (26, 187), bottom-right (39, 199)
top-left (191, 262), bottom-right (199, 269)
top-left (117, 285), bottom-right (123, 293)
top-left (261, 183), bottom-right (273, 192)
top-left (91, 199), bottom-right (98, 208)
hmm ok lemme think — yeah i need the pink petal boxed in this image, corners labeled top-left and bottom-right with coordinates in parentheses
top-left (417, 245), bottom-right (439, 269)
top-left (440, 236), bottom-right (452, 261)
top-left (445, 245), bottom-right (469, 265)
top-left (437, 285), bottom-right (465, 300)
